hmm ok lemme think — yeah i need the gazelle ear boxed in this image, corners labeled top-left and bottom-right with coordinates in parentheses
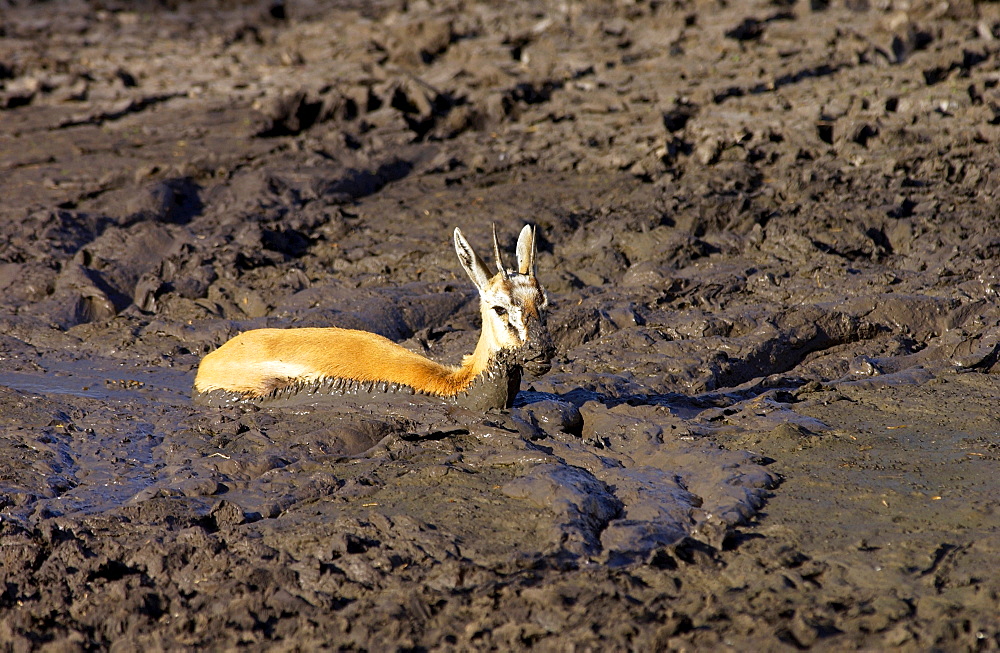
top-left (516, 224), bottom-right (536, 276)
top-left (454, 227), bottom-right (493, 292)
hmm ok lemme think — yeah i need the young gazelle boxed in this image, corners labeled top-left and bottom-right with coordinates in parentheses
top-left (193, 224), bottom-right (554, 410)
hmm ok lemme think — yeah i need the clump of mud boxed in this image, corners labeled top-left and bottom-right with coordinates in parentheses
top-left (1, 0), bottom-right (999, 649)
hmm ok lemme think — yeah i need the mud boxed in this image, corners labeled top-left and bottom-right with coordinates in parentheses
top-left (1, 0), bottom-right (999, 649)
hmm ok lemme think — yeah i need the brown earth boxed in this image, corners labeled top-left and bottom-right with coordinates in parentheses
top-left (1, 0), bottom-right (999, 650)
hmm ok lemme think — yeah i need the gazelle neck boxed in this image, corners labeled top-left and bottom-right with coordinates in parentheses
top-left (457, 306), bottom-right (508, 384)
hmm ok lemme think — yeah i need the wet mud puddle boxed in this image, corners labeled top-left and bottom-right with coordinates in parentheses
top-left (0, 357), bottom-right (193, 519)
top-left (0, 358), bottom-right (193, 403)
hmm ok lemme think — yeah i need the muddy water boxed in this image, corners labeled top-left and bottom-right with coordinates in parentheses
top-left (2, 0), bottom-right (1000, 649)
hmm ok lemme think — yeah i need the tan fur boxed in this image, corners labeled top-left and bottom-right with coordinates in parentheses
top-left (194, 327), bottom-right (489, 397)
top-left (193, 225), bottom-right (546, 399)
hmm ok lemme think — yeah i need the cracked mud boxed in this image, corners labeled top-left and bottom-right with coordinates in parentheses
top-left (1, 0), bottom-right (999, 650)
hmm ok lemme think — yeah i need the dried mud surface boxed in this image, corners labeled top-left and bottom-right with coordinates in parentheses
top-left (1, 0), bottom-right (999, 650)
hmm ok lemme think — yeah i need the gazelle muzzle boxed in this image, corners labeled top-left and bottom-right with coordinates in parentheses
top-left (520, 319), bottom-right (555, 376)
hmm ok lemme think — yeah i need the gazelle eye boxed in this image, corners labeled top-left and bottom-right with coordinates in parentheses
top-left (492, 306), bottom-right (508, 317)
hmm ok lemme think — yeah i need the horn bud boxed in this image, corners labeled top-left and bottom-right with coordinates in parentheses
top-left (492, 223), bottom-right (509, 280)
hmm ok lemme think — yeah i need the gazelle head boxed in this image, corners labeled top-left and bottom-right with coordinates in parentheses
top-left (454, 224), bottom-right (555, 376)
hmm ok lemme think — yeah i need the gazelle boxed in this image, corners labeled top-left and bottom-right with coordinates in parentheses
top-left (193, 224), bottom-right (554, 410)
